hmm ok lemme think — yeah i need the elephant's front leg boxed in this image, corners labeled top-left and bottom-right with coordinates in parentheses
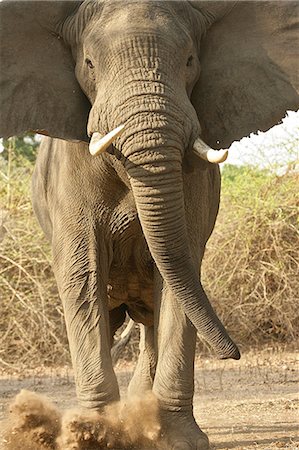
top-left (52, 225), bottom-right (119, 410)
top-left (153, 271), bottom-right (209, 450)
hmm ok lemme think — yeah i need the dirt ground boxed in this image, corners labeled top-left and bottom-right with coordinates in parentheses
top-left (0, 348), bottom-right (298, 450)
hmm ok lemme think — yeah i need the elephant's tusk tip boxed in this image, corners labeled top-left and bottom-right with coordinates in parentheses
top-left (193, 137), bottom-right (229, 164)
top-left (208, 148), bottom-right (228, 164)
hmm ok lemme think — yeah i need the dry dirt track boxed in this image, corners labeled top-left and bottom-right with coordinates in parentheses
top-left (0, 349), bottom-right (298, 450)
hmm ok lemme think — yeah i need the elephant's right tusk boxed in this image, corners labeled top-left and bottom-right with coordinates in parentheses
top-left (89, 124), bottom-right (125, 156)
top-left (193, 137), bottom-right (228, 163)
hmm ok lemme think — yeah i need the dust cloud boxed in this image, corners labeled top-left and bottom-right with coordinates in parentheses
top-left (1, 390), bottom-right (61, 449)
top-left (1, 389), bottom-right (161, 450)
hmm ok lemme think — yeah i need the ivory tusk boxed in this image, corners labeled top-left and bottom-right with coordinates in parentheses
top-left (193, 137), bottom-right (228, 163)
top-left (89, 124), bottom-right (125, 156)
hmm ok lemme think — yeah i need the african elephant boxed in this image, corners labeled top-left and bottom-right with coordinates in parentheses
top-left (1, 1), bottom-right (298, 448)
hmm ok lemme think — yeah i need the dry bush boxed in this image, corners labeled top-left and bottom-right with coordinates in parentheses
top-left (202, 167), bottom-right (299, 347)
top-left (1, 142), bottom-right (298, 369)
top-left (0, 147), bottom-right (69, 368)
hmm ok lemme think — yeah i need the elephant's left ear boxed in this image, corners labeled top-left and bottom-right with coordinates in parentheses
top-left (190, 1), bottom-right (299, 148)
top-left (0, 1), bottom-right (90, 141)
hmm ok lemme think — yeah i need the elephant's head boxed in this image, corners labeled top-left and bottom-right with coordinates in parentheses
top-left (1, 0), bottom-right (298, 360)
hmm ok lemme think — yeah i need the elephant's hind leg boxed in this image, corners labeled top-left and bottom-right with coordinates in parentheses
top-left (128, 324), bottom-right (156, 397)
top-left (52, 218), bottom-right (119, 410)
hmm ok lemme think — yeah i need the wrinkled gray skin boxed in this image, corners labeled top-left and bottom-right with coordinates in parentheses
top-left (32, 3), bottom-right (234, 447)
top-left (32, 5), bottom-right (216, 448)
top-left (1, 0), bottom-right (297, 448)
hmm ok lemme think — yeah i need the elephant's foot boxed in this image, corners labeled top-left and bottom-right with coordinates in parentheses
top-left (159, 410), bottom-right (209, 450)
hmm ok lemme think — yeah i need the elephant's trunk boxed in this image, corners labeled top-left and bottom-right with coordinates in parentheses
top-left (119, 120), bottom-right (240, 360)
top-left (88, 50), bottom-right (240, 359)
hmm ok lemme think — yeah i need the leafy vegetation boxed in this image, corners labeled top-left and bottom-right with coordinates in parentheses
top-left (1, 135), bottom-right (40, 164)
top-left (0, 138), bottom-right (298, 368)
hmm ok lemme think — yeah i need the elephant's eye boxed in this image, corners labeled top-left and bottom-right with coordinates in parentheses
top-left (85, 58), bottom-right (94, 69)
top-left (186, 55), bottom-right (193, 67)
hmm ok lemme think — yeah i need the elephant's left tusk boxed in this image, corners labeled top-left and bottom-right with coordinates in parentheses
top-left (193, 137), bottom-right (228, 163)
top-left (89, 124), bottom-right (125, 156)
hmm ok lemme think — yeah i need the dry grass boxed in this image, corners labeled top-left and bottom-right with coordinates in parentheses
top-left (202, 168), bottom-right (299, 347)
top-left (0, 143), bottom-right (298, 368)
top-left (0, 147), bottom-right (69, 368)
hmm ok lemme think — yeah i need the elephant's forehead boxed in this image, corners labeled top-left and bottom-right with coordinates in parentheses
top-left (86, 0), bottom-right (193, 52)
top-left (99, 0), bottom-right (191, 34)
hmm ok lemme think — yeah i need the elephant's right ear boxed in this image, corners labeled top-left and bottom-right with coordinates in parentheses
top-left (0, 1), bottom-right (90, 141)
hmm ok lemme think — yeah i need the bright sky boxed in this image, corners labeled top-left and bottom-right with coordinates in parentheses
top-left (226, 110), bottom-right (299, 170)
